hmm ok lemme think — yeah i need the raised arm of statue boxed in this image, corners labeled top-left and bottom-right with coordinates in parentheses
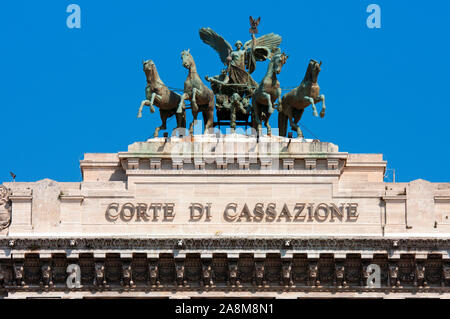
top-left (246, 40), bottom-right (257, 74)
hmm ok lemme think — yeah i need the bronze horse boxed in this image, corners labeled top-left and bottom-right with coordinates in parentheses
top-left (251, 53), bottom-right (288, 135)
top-left (137, 60), bottom-right (186, 137)
top-left (278, 59), bottom-right (326, 137)
top-left (178, 50), bottom-right (215, 134)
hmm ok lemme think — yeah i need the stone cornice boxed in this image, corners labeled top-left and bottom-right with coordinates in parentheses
top-left (435, 196), bottom-right (450, 203)
top-left (125, 169), bottom-right (343, 176)
top-left (8, 195), bottom-right (32, 203)
top-left (59, 195), bottom-right (84, 203)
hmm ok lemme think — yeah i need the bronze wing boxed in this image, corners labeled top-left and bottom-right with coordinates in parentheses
top-left (199, 28), bottom-right (233, 65)
top-left (244, 33), bottom-right (282, 61)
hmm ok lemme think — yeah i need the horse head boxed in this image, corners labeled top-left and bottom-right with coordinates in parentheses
top-left (271, 52), bottom-right (289, 75)
top-left (181, 49), bottom-right (194, 70)
top-left (305, 59), bottom-right (322, 83)
top-left (143, 59), bottom-right (158, 81)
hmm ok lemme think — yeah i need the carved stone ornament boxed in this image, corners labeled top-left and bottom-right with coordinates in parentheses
top-left (148, 263), bottom-right (160, 287)
top-left (254, 261), bottom-right (266, 287)
top-left (281, 262), bottom-right (293, 286)
top-left (94, 263), bottom-right (106, 287)
top-left (121, 262), bottom-right (134, 288)
top-left (175, 262), bottom-right (186, 287)
top-left (335, 264), bottom-right (346, 288)
top-left (228, 262), bottom-right (240, 287)
top-left (389, 265), bottom-right (400, 288)
top-left (41, 264), bottom-right (54, 288)
top-left (13, 264), bottom-right (25, 287)
top-left (308, 262), bottom-right (319, 287)
top-left (0, 186), bottom-right (11, 230)
top-left (201, 264), bottom-right (214, 287)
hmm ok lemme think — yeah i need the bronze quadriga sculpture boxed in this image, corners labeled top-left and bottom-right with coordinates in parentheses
top-left (138, 17), bottom-right (327, 138)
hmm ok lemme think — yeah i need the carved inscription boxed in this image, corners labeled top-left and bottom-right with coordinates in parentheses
top-left (105, 202), bottom-right (359, 223)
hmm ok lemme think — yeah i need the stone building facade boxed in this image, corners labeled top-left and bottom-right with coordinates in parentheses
top-left (1, 134), bottom-right (450, 299)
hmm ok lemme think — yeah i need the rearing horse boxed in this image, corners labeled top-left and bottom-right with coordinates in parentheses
top-left (278, 59), bottom-right (326, 137)
top-left (252, 53), bottom-right (288, 135)
top-left (178, 50), bottom-right (215, 134)
top-left (137, 60), bottom-right (186, 137)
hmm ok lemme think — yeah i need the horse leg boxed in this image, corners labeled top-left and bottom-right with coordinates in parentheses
top-left (137, 100), bottom-right (150, 118)
top-left (175, 112), bottom-right (182, 129)
top-left (263, 92), bottom-right (274, 114)
top-left (189, 110), bottom-right (199, 135)
top-left (205, 101), bottom-right (215, 131)
top-left (319, 94), bottom-right (326, 118)
top-left (138, 93), bottom-right (159, 118)
top-left (192, 88), bottom-right (198, 104)
top-left (304, 96), bottom-right (318, 117)
top-left (286, 106), bottom-right (302, 138)
top-left (278, 100), bottom-right (287, 137)
top-left (155, 110), bottom-right (168, 138)
top-left (149, 93), bottom-right (159, 113)
top-left (252, 99), bottom-right (262, 133)
top-left (275, 87), bottom-right (282, 111)
top-left (181, 112), bottom-right (186, 128)
top-left (191, 88), bottom-right (199, 114)
top-left (202, 109), bottom-right (213, 133)
top-left (177, 93), bottom-right (188, 114)
top-left (265, 113), bottom-right (272, 136)
top-left (292, 109), bottom-right (305, 138)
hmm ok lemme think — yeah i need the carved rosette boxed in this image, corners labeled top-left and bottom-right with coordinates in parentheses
top-left (0, 186), bottom-right (11, 230)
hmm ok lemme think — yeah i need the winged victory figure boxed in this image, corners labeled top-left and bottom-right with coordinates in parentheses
top-left (199, 22), bottom-right (282, 95)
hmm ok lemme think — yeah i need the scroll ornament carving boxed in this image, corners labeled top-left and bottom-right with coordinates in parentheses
top-left (0, 186), bottom-right (11, 230)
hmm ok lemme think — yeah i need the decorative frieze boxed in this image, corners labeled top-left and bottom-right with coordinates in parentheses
top-left (1, 252), bottom-right (450, 294)
top-left (2, 237), bottom-right (450, 251)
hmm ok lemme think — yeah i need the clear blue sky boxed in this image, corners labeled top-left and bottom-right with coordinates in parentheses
top-left (1, 0), bottom-right (449, 183)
